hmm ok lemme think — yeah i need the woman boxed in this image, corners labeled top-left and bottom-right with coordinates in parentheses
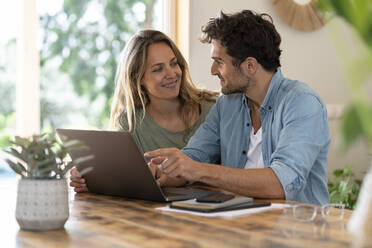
top-left (70, 30), bottom-right (219, 192)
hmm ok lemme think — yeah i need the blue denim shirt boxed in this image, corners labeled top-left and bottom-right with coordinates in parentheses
top-left (182, 69), bottom-right (330, 205)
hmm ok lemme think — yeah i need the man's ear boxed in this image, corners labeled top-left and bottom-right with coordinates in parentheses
top-left (241, 57), bottom-right (258, 75)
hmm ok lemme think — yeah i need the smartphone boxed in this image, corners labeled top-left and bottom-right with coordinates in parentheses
top-left (196, 193), bottom-right (235, 203)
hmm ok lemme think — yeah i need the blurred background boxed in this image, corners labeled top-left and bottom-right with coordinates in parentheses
top-left (0, 0), bottom-right (162, 176)
top-left (1, 0), bottom-right (371, 197)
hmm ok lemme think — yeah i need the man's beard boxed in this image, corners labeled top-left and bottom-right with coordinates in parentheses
top-left (221, 76), bottom-right (251, 95)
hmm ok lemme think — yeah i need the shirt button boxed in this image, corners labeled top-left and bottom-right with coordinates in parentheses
top-left (242, 150), bottom-right (246, 155)
top-left (268, 106), bottom-right (272, 110)
top-left (246, 122), bottom-right (250, 127)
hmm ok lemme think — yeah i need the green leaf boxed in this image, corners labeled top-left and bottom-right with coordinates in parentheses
top-left (63, 139), bottom-right (83, 148)
top-left (5, 159), bottom-right (27, 177)
top-left (341, 105), bottom-right (364, 149)
top-left (13, 136), bottom-right (30, 147)
top-left (34, 163), bottom-right (59, 177)
top-left (66, 145), bottom-right (89, 153)
top-left (333, 169), bottom-right (344, 178)
top-left (4, 148), bottom-right (27, 163)
top-left (70, 166), bottom-right (93, 179)
top-left (35, 157), bottom-right (56, 168)
top-left (57, 148), bottom-right (68, 159)
top-left (73, 155), bottom-right (94, 165)
top-left (339, 179), bottom-right (350, 193)
top-left (343, 164), bottom-right (352, 175)
top-left (328, 164), bottom-right (362, 210)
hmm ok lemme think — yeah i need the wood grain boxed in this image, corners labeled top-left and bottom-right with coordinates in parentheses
top-left (1, 179), bottom-right (371, 248)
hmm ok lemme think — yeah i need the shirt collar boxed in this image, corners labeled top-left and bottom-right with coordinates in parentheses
top-left (260, 68), bottom-right (283, 111)
top-left (241, 68), bottom-right (283, 111)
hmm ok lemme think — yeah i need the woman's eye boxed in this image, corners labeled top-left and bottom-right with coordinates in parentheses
top-left (152, 68), bottom-right (162, 72)
top-left (170, 61), bottom-right (178, 67)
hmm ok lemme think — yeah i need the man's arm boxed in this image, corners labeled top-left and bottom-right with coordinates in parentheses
top-left (196, 164), bottom-right (284, 199)
top-left (269, 94), bottom-right (330, 201)
top-left (146, 148), bottom-right (284, 199)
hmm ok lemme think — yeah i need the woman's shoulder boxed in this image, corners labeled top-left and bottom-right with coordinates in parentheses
top-left (118, 112), bottom-right (130, 132)
top-left (201, 99), bottom-right (216, 114)
top-left (194, 99), bottom-right (215, 123)
top-left (118, 108), bottom-right (145, 132)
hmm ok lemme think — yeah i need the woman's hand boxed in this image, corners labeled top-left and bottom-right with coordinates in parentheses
top-left (70, 167), bottom-right (89, 193)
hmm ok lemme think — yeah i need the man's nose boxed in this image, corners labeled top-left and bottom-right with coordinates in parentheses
top-left (211, 61), bottom-right (217, 75)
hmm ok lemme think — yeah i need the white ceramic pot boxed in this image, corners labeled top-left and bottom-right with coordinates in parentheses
top-left (15, 179), bottom-right (69, 231)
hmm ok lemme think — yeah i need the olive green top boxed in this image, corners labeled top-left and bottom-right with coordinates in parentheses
top-left (118, 101), bottom-right (215, 154)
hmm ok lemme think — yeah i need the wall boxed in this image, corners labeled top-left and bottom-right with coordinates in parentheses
top-left (186, 0), bottom-right (371, 179)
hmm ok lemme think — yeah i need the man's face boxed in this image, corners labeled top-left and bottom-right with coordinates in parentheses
top-left (210, 40), bottom-right (250, 95)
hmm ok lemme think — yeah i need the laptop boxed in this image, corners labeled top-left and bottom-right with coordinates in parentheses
top-left (56, 129), bottom-right (211, 202)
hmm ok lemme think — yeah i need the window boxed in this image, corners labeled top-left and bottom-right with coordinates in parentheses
top-left (0, 0), bottom-right (164, 176)
top-left (0, 1), bottom-right (17, 177)
top-left (39, 0), bottom-right (163, 130)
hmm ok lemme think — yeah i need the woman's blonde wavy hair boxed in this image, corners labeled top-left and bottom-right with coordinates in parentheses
top-left (109, 29), bottom-right (219, 131)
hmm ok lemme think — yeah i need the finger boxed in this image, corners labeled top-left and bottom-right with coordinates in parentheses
top-left (148, 162), bottom-right (164, 180)
top-left (70, 181), bottom-right (86, 188)
top-left (159, 157), bottom-right (178, 173)
top-left (71, 177), bottom-right (85, 184)
top-left (70, 177), bottom-right (81, 183)
top-left (70, 167), bottom-right (79, 175)
top-left (144, 148), bottom-right (175, 160)
top-left (70, 181), bottom-right (80, 187)
top-left (71, 176), bottom-right (84, 182)
top-left (150, 156), bottom-right (168, 165)
top-left (157, 175), bottom-right (168, 186)
top-left (74, 186), bottom-right (89, 193)
top-left (163, 163), bottom-right (179, 177)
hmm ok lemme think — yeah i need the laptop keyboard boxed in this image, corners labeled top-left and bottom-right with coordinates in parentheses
top-left (163, 187), bottom-right (190, 196)
top-left (164, 191), bottom-right (186, 197)
top-left (163, 187), bottom-right (211, 198)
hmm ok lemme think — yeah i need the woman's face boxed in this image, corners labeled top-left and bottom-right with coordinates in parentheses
top-left (141, 42), bottom-right (182, 101)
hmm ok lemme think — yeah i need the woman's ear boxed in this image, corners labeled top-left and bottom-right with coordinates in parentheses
top-left (140, 81), bottom-right (147, 90)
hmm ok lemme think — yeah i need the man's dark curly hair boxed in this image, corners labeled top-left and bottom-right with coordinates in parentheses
top-left (201, 10), bottom-right (282, 72)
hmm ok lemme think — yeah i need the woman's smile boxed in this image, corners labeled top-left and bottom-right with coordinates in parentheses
top-left (162, 79), bottom-right (178, 88)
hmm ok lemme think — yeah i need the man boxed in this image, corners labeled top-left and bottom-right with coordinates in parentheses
top-left (145, 10), bottom-right (330, 205)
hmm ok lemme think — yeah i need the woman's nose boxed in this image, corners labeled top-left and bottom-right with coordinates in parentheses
top-left (164, 66), bottom-right (177, 77)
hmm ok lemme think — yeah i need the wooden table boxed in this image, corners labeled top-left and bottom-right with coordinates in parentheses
top-left (1, 177), bottom-right (369, 248)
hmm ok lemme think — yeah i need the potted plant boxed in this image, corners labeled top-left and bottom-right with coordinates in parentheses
top-left (4, 133), bottom-right (93, 231)
top-left (318, 0), bottom-right (372, 245)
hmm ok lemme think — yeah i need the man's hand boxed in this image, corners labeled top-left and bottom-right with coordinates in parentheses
top-left (144, 148), bottom-right (203, 182)
top-left (70, 168), bottom-right (89, 193)
top-left (147, 162), bottom-right (169, 186)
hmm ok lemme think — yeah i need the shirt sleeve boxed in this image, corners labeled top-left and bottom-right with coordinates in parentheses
top-left (270, 94), bottom-right (330, 201)
top-left (181, 97), bottom-right (222, 164)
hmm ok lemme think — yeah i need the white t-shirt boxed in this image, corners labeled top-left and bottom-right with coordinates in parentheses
top-left (244, 127), bottom-right (264, 169)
